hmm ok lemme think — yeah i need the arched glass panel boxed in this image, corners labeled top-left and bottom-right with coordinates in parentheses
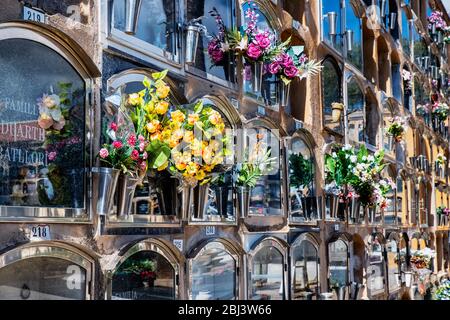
top-left (242, 2), bottom-right (278, 106)
top-left (0, 38), bottom-right (86, 217)
top-left (328, 239), bottom-right (348, 289)
top-left (345, 1), bottom-right (362, 70)
top-left (191, 242), bottom-right (236, 300)
top-left (0, 257), bottom-right (86, 300)
top-left (112, 0), bottom-right (177, 56)
top-left (366, 236), bottom-right (385, 298)
top-left (247, 127), bottom-right (282, 216)
top-left (386, 239), bottom-right (401, 293)
top-left (347, 79), bottom-right (364, 143)
top-left (322, 59), bottom-right (342, 133)
top-left (187, 0), bottom-right (235, 81)
top-left (251, 246), bottom-right (284, 300)
top-left (401, 9), bottom-right (411, 57)
top-left (287, 137), bottom-right (316, 222)
top-left (322, 0), bottom-right (343, 52)
top-left (292, 240), bottom-right (319, 299)
top-left (112, 250), bottom-right (176, 300)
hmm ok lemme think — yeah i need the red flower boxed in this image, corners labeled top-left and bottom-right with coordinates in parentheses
top-left (131, 149), bottom-right (140, 160)
top-left (110, 122), bottom-right (118, 131)
top-left (127, 134), bottom-right (137, 146)
top-left (112, 141), bottom-right (123, 149)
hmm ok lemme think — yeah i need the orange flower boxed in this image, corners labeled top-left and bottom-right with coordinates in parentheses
top-left (183, 131), bottom-right (194, 143)
top-left (208, 110), bottom-right (222, 125)
top-left (175, 162), bottom-right (187, 171)
top-left (146, 119), bottom-right (160, 133)
top-left (171, 110), bottom-right (185, 123)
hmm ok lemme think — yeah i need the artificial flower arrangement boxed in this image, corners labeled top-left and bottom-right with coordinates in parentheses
top-left (431, 101), bottom-right (450, 121)
top-left (436, 205), bottom-right (450, 217)
top-left (436, 153), bottom-right (447, 166)
top-left (165, 100), bottom-right (231, 187)
top-left (428, 11), bottom-right (447, 32)
top-left (410, 248), bottom-right (435, 270)
top-left (121, 258), bottom-right (157, 283)
top-left (435, 279), bottom-right (450, 300)
top-left (235, 135), bottom-right (276, 188)
top-left (207, 7), bottom-right (231, 66)
top-left (325, 144), bottom-right (393, 209)
top-left (402, 69), bottom-right (413, 95)
top-left (37, 82), bottom-right (85, 206)
top-left (206, 2), bottom-right (320, 86)
top-left (387, 116), bottom-right (407, 142)
top-left (416, 103), bottom-right (430, 116)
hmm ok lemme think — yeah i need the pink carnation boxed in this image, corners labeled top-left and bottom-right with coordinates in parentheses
top-left (112, 141), bottom-right (123, 149)
top-left (268, 62), bottom-right (281, 75)
top-left (131, 149), bottom-right (140, 161)
top-left (284, 65), bottom-right (299, 78)
top-left (110, 122), bottom-right (118, 131)
top-left (48, 151), bottom-right (57, 161)
top-left (99, 148), bottom-right (109, 159)
top-left (127, 135), bottom-right (137, 146)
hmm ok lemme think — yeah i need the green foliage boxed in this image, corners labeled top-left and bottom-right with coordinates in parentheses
top-left (288, 153), bottom-right (313, 189)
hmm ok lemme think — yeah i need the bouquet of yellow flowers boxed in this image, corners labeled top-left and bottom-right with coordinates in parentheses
top-left (165, 100), bottom-right (231, 186)
top-left (124, 70), bottom-right (172, 177)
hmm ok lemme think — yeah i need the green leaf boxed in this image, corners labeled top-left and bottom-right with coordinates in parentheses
top-left (143, 77), bottom-right (151, 88)
top-left (152, 69), bottom-right (168, 81)
top-left (193, 100), bottom-right (204, 114)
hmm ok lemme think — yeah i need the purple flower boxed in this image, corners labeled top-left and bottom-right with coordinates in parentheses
top-left (268, 62), bottom-right (281, 75)
top-left (208, 39), bottom-right (224, 63)
top-left (280, 53), bottom-right (294, 68)
top-left (284, 65), bottom-right (299, 78)
top-left (243, 65), bottom-right (252, 81)
top-left (247, 43), bottom-right (262, 60)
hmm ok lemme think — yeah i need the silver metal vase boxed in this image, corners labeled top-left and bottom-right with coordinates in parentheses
top-left (91, 167), bottom-right (120, 216)
top-left (116, 174), bottom-right (139, 218)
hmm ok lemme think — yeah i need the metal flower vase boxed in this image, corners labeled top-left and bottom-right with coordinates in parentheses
top-left (214, 186), bottom-right (228, 216)
top-left (251, 61), bottom-right (264, 93)
top-left (349, 197), bottom-right (361, 223)
top-left (124, 0), bottom-right (142, 35)
top-left (179, 184), bottom-right (193, 220)
top-left (185, 25), bottom-right (202, 65)
top-left (334, 286), bottom-right (347, 300)
top-left (236, 186), bottom-right (251, 218)
top-left (279, 81), bottom-right (291, 107)
top-left (116, 174), bottom-right (139, 217)
top-left (325, 194), bottom-right (339, 219)
top-left (91, 167), bottom-right (120, 216)
top-left (193, 183), bottom-right (210, 219)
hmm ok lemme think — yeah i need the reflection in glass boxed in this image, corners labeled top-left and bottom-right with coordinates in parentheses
top-left (113, 0), bottom-right (177, 55)
top-left (0, 39), bottom-right (85, 214)
top-left (367, 236), bottom-right (385, 297)
top-left (322, 59), bottom-right (342, 133)
top-left (387, 239), bottom-right (400, 293)
top-left (191, 242), bottom-right (236, 300)
top-left (112, 251), bottom-right (175, 300)
top-left (328, 239), bottom-right (348, 289)
top-left (242, 2), bottom-right (278, 106)
top-left (187, 0), bottom-right (235, 81)
top-left (322, 0), bottom-right (343, 52)
top-left (292, 240), bottom-right (319, 299)
top-left (345, 0), bottom-right (362, 70)
top-left (0, 257), bottom-right (86, 300)
top-left (347, 79), bottom-right (365, 143)
top-left (248, 128), bottom-right (281, 216)
top-left (288, 138), bottom-right (316, 221)
top-left (401, 9), bottom-right (411, 57)
top-left (251, 246), bottom-right (284, 300)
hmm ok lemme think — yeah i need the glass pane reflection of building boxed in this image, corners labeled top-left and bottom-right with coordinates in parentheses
top-left (112, 251), bottom-right (175, 300)
top-left (292, 240), bottom-right (319, 299)
top-left (0, 257), bottom-right (86, 300)
top-left (328, 239), bottom-right (348, 289)
top-left (191, 242), bottom-right (236, 300)
top-left (251, 246), bottom-right (284, 300)
top-left (0, 38), bottom-right (86, 215)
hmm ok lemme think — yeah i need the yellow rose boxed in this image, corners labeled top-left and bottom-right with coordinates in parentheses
top-left (188, 113), bottom-right (200, 125)
top-left (146, 119), bottom-right (160, 133)
top-left (161, 129), bottom-right (172, 141)
top-left (128, 93), bottom-right (141, 106)
top-left (172, 129), bottom-right (184, 141)
top-left (195, 170), bottom-right (206, 181)
top-left (150, 132), bottom-right (161, 141)
top-left (156, 85), bottom-right (170, 99)
top-left (171, 110), bottom-right (185, 123)
top-left (183, 130), bottom-right (194, 143)
top-left (157, 161), bottom-right (169, 171)
top-left (169, 137), bottom-right (180, 148)
top-left (155, 101), bottom-right (169, 115)
top-left (185, 162), bottom-right (199, 175)
top-left (144, 100), bottom-right (155, 113)
top-left (191, 139), bottom-right (203, 157)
